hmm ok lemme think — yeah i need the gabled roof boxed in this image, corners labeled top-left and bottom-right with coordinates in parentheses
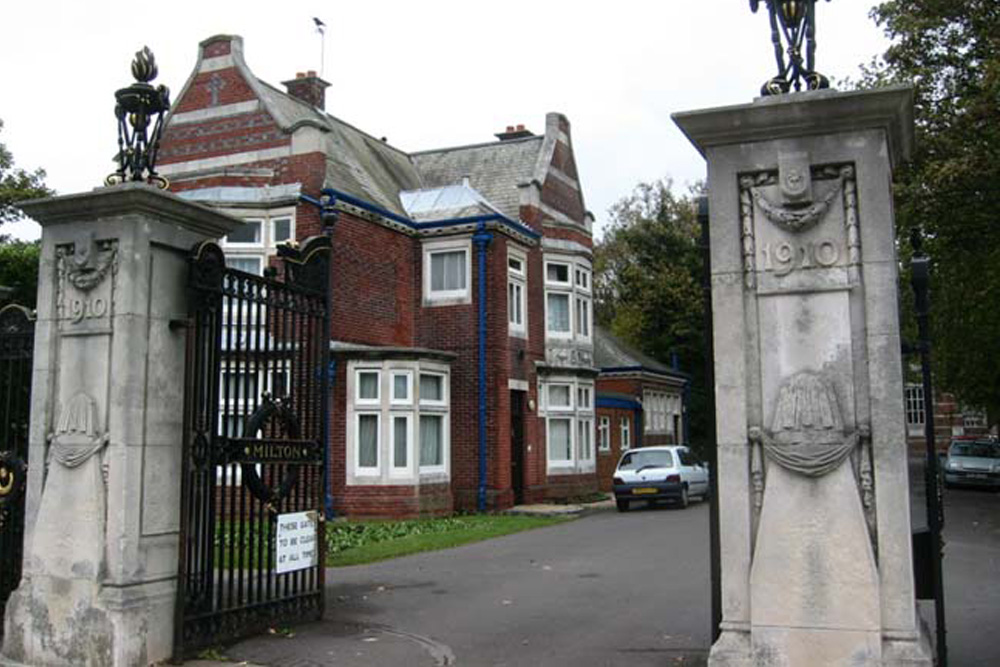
top-left (594, 325), bottom-right (687, 382)
top-left (255, 81), bottom-right (423, 215)
top-left (411, 136), bottom-right (544, 221)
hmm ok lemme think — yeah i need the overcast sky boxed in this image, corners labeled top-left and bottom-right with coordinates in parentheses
top-left (1, 1), bottom-right (891, 241)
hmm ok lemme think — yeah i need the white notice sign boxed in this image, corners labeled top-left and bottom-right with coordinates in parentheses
top-left (275, 511), bottom-right (319, 574)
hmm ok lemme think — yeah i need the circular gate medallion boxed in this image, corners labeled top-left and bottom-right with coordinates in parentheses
top-left (0, 451), bottom-right (27, 504)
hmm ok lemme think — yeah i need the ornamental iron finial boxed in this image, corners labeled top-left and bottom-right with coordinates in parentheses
top-left (106, 46), bottom-right (171, 189)
top-left (750, 0), bottom-right (832, 96)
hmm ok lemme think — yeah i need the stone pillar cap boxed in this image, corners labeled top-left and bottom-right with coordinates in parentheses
top-left (17, 182), bottom-right (243, 238)
top-left (673, 84), bottom-right (915, 169)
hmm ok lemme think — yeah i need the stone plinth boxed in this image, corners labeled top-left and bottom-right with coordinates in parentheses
top-left (674, 86), bottom-right (932, 666)
top-left (1, 184), bottom-right (239, 666)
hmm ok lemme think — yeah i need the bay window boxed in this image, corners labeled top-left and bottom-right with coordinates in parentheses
top-left (544, 255), bottom-right (592, 343)
top-left (348, 361), bottom-right (451, 484)
top-left (541, 376), bottom-right (595, 474)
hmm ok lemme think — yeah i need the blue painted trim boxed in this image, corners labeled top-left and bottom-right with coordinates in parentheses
top-left (325, 358), bottom-right (337, 519)
top-left (596, 397), bottom-right (641, 410)
top-left (473, 222), bottom-right (493, 513)
top-left (309, 187), bottom-right (541, 240)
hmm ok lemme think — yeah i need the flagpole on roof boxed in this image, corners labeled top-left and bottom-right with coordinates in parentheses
top-left (313, 17), bottom-right (326, 78)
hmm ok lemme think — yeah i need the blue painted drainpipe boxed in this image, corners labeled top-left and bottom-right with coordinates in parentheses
top-left (473, 222), bottom-right (493, 513)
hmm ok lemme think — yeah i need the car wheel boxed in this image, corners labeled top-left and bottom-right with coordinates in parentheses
top-left (678, 485), bottom-right (689, 509)
top-left (616, 498), bottom-right (630, 512)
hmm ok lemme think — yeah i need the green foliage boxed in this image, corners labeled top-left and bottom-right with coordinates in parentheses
top-left (0, 119), bottom-right (53, 227)
top-left (325, 514), bottom-right (569, 567)
top-left (861, 2), bottom-right (1000, 420)
top-left (595, 179), bottom-right (709, 453)
top-left (0, 240), bottom-right (40, 308)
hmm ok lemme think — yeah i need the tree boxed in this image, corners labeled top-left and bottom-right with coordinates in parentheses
top-left (594, 179), bottom-right (710, 451)
top-left (0, 241), bottom-right (41, 308)
top-left (861, 2), bottom-right (1000, 421)
top-left (0, 118), bottom-right (53, 228)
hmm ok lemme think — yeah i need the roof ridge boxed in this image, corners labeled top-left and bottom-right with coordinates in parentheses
top-left (411, 134), bottom-right (544, 157)
top-left (255, 78), bottom-right (416, 160)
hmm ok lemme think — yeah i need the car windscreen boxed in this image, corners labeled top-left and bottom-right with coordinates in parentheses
top-left (949, 441), bottom-right (1000, 459)
top-left (618, 450), bottom-right (674, 470)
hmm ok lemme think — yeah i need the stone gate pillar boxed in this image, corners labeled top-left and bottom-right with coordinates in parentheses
top-left (1, 183), bottom-right (239, 666)
top-left (674, 86), bottom-right (932, 666)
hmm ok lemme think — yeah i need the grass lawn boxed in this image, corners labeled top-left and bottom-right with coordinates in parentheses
top-left (326, 514), bottom-right (573, 567)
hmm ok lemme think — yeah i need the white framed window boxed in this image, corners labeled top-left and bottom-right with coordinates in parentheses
top-left (545, 261), bottom-right (571, 286)
top-left (598, 417), bottom-right (611, 451)
top-left (963, 408), bottom-right (986, 430)
top-left (420, 372), bottom-right (446, 406)
top-left (547, 384), bottom-right (573, 410)
top-left (356, 370), bottom-right (381, 406)
top-left (272, 216), bottom-right (293, 244)
top-left (548, 417), bottom-right (573, 464)
top-left (578, 418), bottom-right (594, 463)
top-left (356, 413), bottom-right (380, 474)
top-left (542, 377), bottom-right (596, 474)
top-left (544, 254), bottom-right (593, 343)
top-left (546, 293), bottom-right (571, 337)
top-left (621, 417), bottom-right (631, 451)
top-left (225, 255), bottom-right (264, 276)
top-left (391, 371), bottom-right (413, 405)
top-left (390, 413), bottom-right (412, 477)
top-left (904, 384), bottom-right (925, 437)
top-left (423, 239), bottom-right (471, 305)
top-left (419, 414), bottom-right (447, 472)
top-left (347, 360), bottom-right (451, 483)
top-left (508, 247), bottom-right (528, 337)
top-left (225, 219), bottom-right (263, 246)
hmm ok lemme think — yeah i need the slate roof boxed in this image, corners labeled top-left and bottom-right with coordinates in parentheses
top-left (256, 81), bottom-right (423, 216)
top-left (593, 325), bottom-right (686, 380)
top-left (256, 79), bottom-right (544, 221)
top-left (411, 136), bottom-right (544, 221)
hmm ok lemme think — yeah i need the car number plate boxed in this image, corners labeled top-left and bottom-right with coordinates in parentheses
top-left (633, 488), bottom-right (657, 495)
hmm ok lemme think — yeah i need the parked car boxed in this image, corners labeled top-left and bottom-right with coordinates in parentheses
top-left (612, 445), bottom-right (709, 512)
top-left (943, 438), bottom-right (1000, 489)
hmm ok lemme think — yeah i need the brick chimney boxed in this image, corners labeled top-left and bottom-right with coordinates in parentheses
top-left (282, 70), bottom-right (331, 110)
top-left (495, 123), bottom-right (534, 141)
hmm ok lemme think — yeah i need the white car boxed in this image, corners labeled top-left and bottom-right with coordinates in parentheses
top-left (612, 445), bottom-right (710, 512)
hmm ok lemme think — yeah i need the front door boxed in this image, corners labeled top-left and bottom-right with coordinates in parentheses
top-left (510, 390), bottom-right (526, 505)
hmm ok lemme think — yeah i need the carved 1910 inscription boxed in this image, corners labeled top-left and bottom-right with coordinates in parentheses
top-left (56, 233), bottom-right (117, 333)
top-left (759, 239), bottom-right (841, 276)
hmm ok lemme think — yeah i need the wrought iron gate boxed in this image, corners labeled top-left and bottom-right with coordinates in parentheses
top-left (174, 237), bottom-right (330, 658)
top-left (0, 305), bottom-right (34, 634)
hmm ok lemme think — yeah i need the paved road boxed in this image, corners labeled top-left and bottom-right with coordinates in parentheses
top-left (223, 485), bottom-right (999, 666)
top-left (228, 500), bottom-right (711, 667)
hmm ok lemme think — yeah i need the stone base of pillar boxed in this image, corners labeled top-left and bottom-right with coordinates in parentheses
top-left (1, 575), bottom-right (175, 667)
top-left (707, 629), bottom-right (933, 666)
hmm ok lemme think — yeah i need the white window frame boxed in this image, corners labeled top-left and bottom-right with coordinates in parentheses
top-left (621, 417), bottom-right (631, 451)
top-left (544, 254), bottom-right (593, 344)
top-left (598, 416), bottom-right (611, 451)
top-left (547, 417), bottom-right (574, 466)
top-left (423, 238), bottom-right (472, 305)
top-left (390, 412), bottom-right (413, 478)
top-left (347, 360), bottom-right (451, 484)
top-left (578, 417), bottom-right (594, 464)
top-left (419, 372), bottom-right (448, 408)
top-left (418, 413), bottom-right (449, 475)
top-left (508, 247), bottom-right (528, 338)
top-left (355, 369), bottom-right (381, 406)
top-left (355, 412), bottom-right (381, 476)
top-left (542, 377), bottom-right (596, 474)
top-left (904, 384), bottom-right (925, 437)
top-left (390, 371), bottom-right (413, 406)
top-left (223, 218), bottom-right (264, 248)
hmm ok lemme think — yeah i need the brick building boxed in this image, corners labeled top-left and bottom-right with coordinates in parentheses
top-left (159, 34), bottom-right (606, 517)
top-left (903, 384), bottom-right (993, 454)
top-left (592, 326), bottom-right (689, 491)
